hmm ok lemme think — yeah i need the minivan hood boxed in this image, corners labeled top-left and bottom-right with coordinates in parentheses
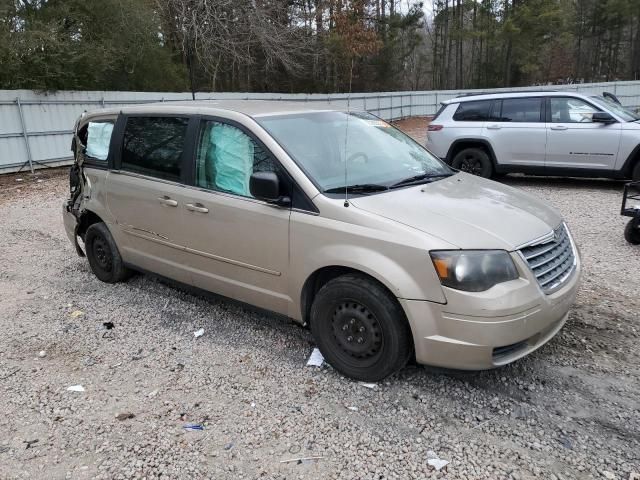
top-left (350, 173), bottom-right (562, 250)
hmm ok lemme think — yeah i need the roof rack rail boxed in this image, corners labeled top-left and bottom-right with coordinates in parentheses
top-left (455, 89), bottom-right (559, 98)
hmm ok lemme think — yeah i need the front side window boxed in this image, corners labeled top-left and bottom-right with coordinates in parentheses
top-left (195, 121), bottom-right (278, 197)
top-left (79, 120), bottom-right (114, 162)
top-left (121, 117), bottom-right (188, 182)
top-left (257, 111), bottom-right (452, 192)
top-left (498, 98), bottom-right (543, 123)
top-left (550, 97), bottom-right (600, 123)
top-left (453, 100), bottom-right (492, 121)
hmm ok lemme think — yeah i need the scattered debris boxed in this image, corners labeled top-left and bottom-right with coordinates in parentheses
top-left (38, 350), bottom-right (46, 358)
top-left (147, 389), bottom-right (159, 398)
top-left (0, 368), bottom-right (20, 380)
top-left (82, 357), bottom-right (96, 367)
top-left (0, 446), bottom-right (9, 454)
top-left (115, 412), bottom-right (135, 421)
top-left (16, 178), bottom-right (23, 182)
top-left (558, 436), bottom-right (573, 449)
top-left (193, 328), bottom-right (205, 338)
top-left (103, 322), bottom-right (114, 330)
top-left (601, 472), bottom-right (616, 480)
top-left (426, 450), bottom-right (449, 471)
top-left (288, 445), bottom-right (302, 454)
top-left (70, 310), bottom-right (84, 318)
top-left (358, 382), bottom-right (377, 389)
top-left (23, 439), bottom-right (39, 449)
top-left (346, 406), bottom-right (359, 412)
top-left (183, 423), bottom-right (204, 431)
top-left (223, 442), bottom-right (234, 450)
top-left (306, 348), bottom-right (324, 367)
top-left (280, 455), bottom-right (323, 464)
top-left (67, 385), bottom-right (85, 392)
top-left (110, 362), bottom-right (122, 368)
top-left (162, 299), bottom-right (170, 311)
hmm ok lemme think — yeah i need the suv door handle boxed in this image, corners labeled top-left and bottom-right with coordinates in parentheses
top-left (186, 203), bottom-right (209, 214)
top-left (158, 196), bottom-right (178, 207)
top-left (486, 124), bottom-right (501, 130)
top-left (550, 125), bottom-right (568, 130)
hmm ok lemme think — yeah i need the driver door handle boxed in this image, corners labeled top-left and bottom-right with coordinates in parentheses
top-left (186, 203), bottom-right (209, 214)
top-left (158, 196), bottom-right (178, 207)
top-left (486, 124), bottom-right (501, 130)
top-left (550, 125), bottom-right (568, 130)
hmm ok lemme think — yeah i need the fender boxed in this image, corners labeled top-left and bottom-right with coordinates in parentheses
top-left (620, 144), bottom-right (640, 176)
top-left (445, 138), bottom-right (499, 169)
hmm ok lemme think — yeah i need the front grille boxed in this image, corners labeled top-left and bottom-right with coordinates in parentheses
top-left (519, 224), bottom-right (576, 294)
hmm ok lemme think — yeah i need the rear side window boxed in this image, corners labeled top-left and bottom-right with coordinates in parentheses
top-left (453, 100), bottom-right (492, 121)
top-left (497, 98), bottom-right (543, 122)
top-left (121, 117), bottom-right (188, 182)
top-left (78, 120), bottom-right (114, 163)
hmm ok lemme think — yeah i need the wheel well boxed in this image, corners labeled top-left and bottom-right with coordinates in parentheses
top-left (77, 210), bottom-right (103, 240)
top-left (626, 147), bottom-right (640, 177)
top-left (448, 141), bottom-right (495, 166)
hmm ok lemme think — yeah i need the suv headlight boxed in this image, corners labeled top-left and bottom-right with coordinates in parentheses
top-left (430, 250), bottom-right (518, 292)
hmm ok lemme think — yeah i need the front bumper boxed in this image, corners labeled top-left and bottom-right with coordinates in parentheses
top-left (401, 251), bottom-right (581, 370)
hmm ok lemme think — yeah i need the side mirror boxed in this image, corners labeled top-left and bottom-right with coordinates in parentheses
top-left (249, 171), bottom-right (290, 206)
top-left (592, 112), bottom-right (616, 124)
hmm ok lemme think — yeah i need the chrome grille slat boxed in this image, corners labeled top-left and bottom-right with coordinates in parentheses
top-left (519, 224), bottom-right (576, 294)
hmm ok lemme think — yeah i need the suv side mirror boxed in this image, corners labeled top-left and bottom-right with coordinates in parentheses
top-left (592, 112), bottom-right (616, 124)
top-left (250, 171), bottom-right (290, 206)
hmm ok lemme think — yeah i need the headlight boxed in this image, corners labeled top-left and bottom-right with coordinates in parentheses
top-left (430, 250), bottom-right (518, 292)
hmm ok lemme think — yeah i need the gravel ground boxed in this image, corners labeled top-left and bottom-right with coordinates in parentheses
top-left (0, 122), bottom-right (639, 479)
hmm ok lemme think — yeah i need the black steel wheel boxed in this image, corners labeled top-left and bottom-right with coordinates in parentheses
top-left (452, 147), bottom-right (493, 178)
top-left (85, 222), bottom-right (132, 283)
top-left (310, 274), bottom-right (412, 382)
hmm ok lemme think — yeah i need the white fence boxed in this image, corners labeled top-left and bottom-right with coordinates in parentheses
top-left (2, 80), bottom-right (640, 173)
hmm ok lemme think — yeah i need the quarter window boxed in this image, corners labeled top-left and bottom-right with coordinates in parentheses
top-left (550, 97), bottom-right (600, 123)
top-left (498, 98), bottom-right (543, 122)
top-left (79, 120), bottom-right (114, 162)
top-left (453, 100), bottom-right (492, 121)
top-left (121, 117), bottom-right (188, 182)
top-left (195, 120), bottom-right (278, 197)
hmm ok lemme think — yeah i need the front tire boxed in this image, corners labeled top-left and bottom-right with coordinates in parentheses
top-left (451, 147), bottom-right (493, 178)
top-left (85, 222), bottom-right (132, 283)
top-left (632, 161), bottom-right (640, 182)
top-left (309, 274), bottom-right (412, 382)
top-left (624, 219), bottom-right (640, 245)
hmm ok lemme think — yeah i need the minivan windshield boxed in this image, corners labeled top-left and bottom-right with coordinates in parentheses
top-left (257, 111), bottom-right (453, 193)
top-left (590, 96), bottom-right (640, 122)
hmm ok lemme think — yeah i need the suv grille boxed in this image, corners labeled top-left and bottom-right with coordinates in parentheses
top-left (519, 224), bottom-right (575, 294)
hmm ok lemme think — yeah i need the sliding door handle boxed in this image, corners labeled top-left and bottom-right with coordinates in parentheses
top-left (158, 196), bottom-right (178, 207)
top-left (186, 203), bottom-right (209, 214)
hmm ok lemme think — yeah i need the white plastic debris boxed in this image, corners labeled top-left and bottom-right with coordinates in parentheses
top-left (67, 385), bottom-right (85, 392)
top-left (147, 389), bottom-right (159, 398)
top-left (193, 328), bottom-right (204, 338)
top-left (38, 350), bottom-right (46, 358)
top-left (306, 348), bottom-right (324, 367)
top-left (347, 406), bottom-right (359, 412)
top-left (70, 310), bottom-right (85, 318)
top-left (426, 450), bottom-right (449, 471)
top-left (359, 382), bottom-right (377, 389)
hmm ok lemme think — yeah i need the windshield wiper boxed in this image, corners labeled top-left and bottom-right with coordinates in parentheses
top-left (324, 184), bottom-right (389, 194)
top-left (390, 172), bottom-right (453, 188)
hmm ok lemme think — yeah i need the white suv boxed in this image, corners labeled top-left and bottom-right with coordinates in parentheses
top-left (426, 91), bottom-right (640, 180)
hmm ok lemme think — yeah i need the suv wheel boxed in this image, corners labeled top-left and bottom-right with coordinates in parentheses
top-left (85, 222), bottom-right (132, 283)
top-left (624, 219), bottom-right (640, 245)
top-left (632, 161), bottom-right (640, 181)
top-left (452, 147), bottom-right (493, 178)
top-left (309, 274), bottom-right (412, 382)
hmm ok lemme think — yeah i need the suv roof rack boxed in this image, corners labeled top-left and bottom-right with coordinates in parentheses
top-left (455, 90), bottom-right (559, 98)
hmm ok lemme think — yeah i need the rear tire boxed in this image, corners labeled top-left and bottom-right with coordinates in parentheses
top-left (85, 222), bottom-right (132, 283)
top-left (624, 219), bottom-right (640, 245)
top-left (309, 274), bottom-right (412, 382)
top-left (451, 147), bottom-right (493, 178)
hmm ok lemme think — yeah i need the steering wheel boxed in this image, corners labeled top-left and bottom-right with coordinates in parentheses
top-left (347, 151), bottom-right (369, 164)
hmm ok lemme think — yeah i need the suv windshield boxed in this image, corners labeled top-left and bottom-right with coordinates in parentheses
top-left (590, 96), bottom-right (640, 122)
top-left (257, 111), bottom-right (452, 193)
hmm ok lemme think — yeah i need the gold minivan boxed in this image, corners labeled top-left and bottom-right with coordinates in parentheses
top-left (63, 101), bottom-right (581, 381)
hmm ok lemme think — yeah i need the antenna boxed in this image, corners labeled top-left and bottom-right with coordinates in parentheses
top-left (343, 57), bottom-right (354, 208)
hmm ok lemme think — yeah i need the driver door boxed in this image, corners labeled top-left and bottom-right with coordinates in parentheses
top-left (545, 96), bottom-right (622, 170)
